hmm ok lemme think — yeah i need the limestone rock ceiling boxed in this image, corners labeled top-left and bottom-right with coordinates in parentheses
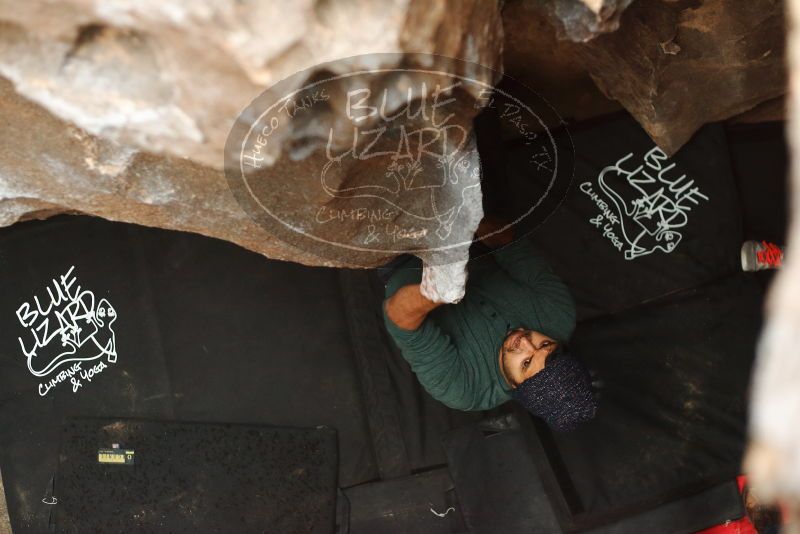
top-left (531, 0), bottom-right (636, 42)
top-left (0, 0), bottom-right (503, 169)
top-left (0, 76), bottom-right (321, 266)
top-left (570, 0), bottom-right (786, 155)
top-left (0, 0), bottom-right (788, 271)
top-left (0, 0), bottom-right (504, 271)
top-left (506, 0), bottom-right (786, 154)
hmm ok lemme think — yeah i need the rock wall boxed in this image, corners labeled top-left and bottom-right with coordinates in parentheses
top-left (0, 0), bottom-right (789, 270)
top-left (0, 0), bottom-right (504, 270)
top-left (532, 0), bottom-right (635, 42)
top-left (0, 75), bottom-right (323, 263)
top-left (0, 0), bottom-right (503, 169)
top-left (503, 0), bottom-right (621, 124)
top-left (573, 0), bottom-right (786, 154)
top-left (513, 0), bottom-right (786, 154)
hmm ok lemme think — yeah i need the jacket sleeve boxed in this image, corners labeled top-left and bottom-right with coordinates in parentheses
top-left (492, 237), bottom-right (577, 342)
top-left (492, 236), bottom-right (557, 289)
top-left (382, 299), bottom-right (476, 410)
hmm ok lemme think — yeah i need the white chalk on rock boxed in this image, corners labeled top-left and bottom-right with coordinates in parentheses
top-left (420, 259), bottom-right (469, 304)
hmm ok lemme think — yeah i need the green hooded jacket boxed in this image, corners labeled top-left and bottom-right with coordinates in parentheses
top-left (382, 237), bottom-right (576, 411)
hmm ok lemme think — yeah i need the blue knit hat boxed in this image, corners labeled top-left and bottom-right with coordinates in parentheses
top-left (512, 351), bottom-right (597, 432)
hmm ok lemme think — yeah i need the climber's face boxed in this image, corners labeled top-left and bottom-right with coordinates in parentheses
top-left (498, 328), bottom-right (559, 387)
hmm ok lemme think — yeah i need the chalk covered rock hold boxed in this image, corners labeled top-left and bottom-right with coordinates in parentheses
top-left (420, 259), bottom-right (470, 304)
top-left (533, 0), bottom-right (635, 42)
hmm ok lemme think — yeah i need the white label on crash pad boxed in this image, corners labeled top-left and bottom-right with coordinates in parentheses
top-left (580, 146), bottom-right (709, 260)
top-left (14, 265), bottom-right (120, 396)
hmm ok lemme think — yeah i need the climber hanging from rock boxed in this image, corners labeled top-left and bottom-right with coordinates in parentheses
top-left (381, 215), bottom-right (597, 432)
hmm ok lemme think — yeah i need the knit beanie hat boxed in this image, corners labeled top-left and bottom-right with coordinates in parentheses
top-left (512, 351), bottom-right (597, 432)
